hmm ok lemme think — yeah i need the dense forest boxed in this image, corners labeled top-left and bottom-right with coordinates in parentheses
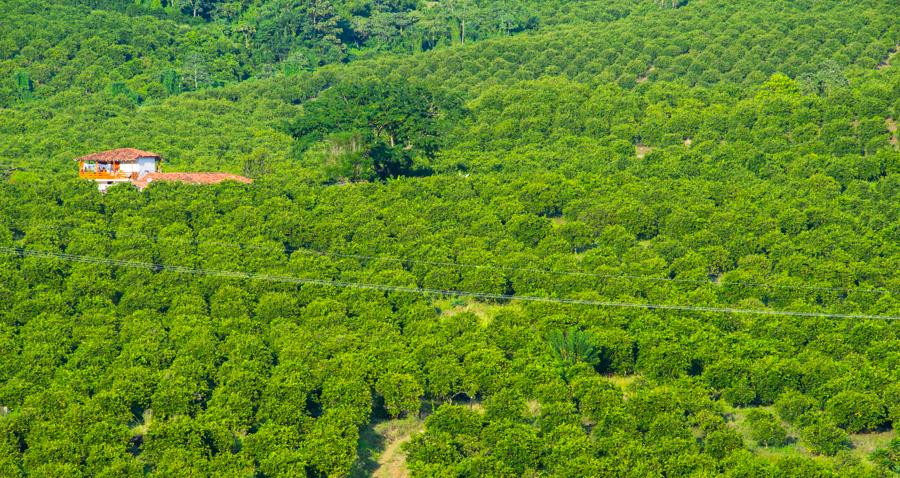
top-left (1, 0), bottom-right (899, 476)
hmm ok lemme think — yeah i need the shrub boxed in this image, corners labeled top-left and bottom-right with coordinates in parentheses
top-left (376, 372), bottom-right (424, 418)
top-left (801, 417), bottom-right (850, 456)
top-left (883, 383), bottom-right (900, 426)
top-left (825, 390), bottom-right (886, 433)
top-left (723, 379), bottom-right (756, 407)
top-left (425, 404), bottom-right (484, 437)
top-left (704, 429), bottom-right (745, 459)
top-left (869, 437), bottom-right (900, 474)
top-left (745, 409), bottom-right (787, 447)
top-left (750, 359), bottom-right (800, 405)
top-left (692, 410), bottom-right (726, 436)
top-left (774, 390), bottom-right (819, 424)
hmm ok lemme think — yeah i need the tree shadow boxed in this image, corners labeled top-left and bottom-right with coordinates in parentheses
top-left (349, 420), bottom-right (387, 477)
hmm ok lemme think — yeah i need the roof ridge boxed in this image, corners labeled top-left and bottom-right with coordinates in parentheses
top-left (75, 148), bottom-right (161, 162)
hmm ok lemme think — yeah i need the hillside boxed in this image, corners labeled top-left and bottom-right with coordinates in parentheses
top-left (1, 0), bottom-right (900, 476)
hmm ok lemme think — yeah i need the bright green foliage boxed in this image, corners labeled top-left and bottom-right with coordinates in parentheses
top-left (825, 390), bottom-right (887, 433)
top-left (704, 429), bottom-right (745, 460)
top-left (591, 328), bottom-right (636, 374)
top-left (774, 390), bottom-right (820, 425)
top-left (745, 409), bottom-right (788, 447)
top-left (376, 372), bottom-right (424, 418)
top-left (424, 404), bottom-right (483, 437)
top-left (723, 379), bottom-right (757, 407)
top-left (886, 383), bottom-right (900, 427)
top-left (1, 0), bottom-right (899, 475)
top-left (801, 416), bottom-right (850, 456)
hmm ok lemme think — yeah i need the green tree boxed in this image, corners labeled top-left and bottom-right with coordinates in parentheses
top-left (774, 390), bottom-right (819, 424)
top-left (745, 409), bottom-right (788, 447)
top-left (14, 70), bottom-right (33, 100)
top-left (801, 416), bottom-right (849, 456)
top-left (548, 327), bottom-right (599, 367)
top-left (825, 390), bottom-right (886, 433)
top-left (376, 372), bottom-right (424, 418)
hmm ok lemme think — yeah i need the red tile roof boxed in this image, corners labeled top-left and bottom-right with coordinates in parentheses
top-left (75, 148), bottom-right (161, 163)
top-left (132, 172), bottom-right (253, 189)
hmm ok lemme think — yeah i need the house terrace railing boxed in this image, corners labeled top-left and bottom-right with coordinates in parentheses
top-left (79, 171), bottom-right (131, 180)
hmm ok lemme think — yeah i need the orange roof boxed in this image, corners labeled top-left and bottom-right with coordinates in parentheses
top-left (132, 172), bottom-right (253, 189)
top-left (75, 148), bottom-right (161, 163)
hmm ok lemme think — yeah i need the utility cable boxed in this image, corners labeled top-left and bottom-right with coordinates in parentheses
top-left (10, 223), bottom-right (897, 295)
top-left (1, 246), bottom-right (897, 321)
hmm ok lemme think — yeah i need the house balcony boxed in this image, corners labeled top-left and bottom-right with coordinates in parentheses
top-left (79, 171), bottom-right (132, 180)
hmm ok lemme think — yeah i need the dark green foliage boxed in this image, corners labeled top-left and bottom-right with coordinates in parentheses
top-left (870, 437), bottom-right (900, 475)
top-left (13, 70), bottom-right (32, 100)
top-left (1, 0), bottom-right (900, 475)
top-left (548, 327), bottom-right (600, 367)
top-left (291, 77), bottom-right (459, 180)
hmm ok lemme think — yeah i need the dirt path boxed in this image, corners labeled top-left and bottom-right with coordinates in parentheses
top-left (877, 44), bottom-right (899, 70)
top-left (635, 144), bottom-right (652, 158)
top-left (636, 65), bottom-right (655, 84)
top-left (887, 117), bottom-right (898, 149)
top-left (372, 419), bottom-right (424, 478)
top-left (374, 432), bottom-right (415, 478)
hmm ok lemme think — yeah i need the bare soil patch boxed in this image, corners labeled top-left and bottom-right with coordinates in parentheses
top-left (374, 420), bottom-right (423, 478)
top-left (636, 65), bottom-right (656, 83)
top-left (355, 417), bottom-right (424, 478)
top-left (887, 117), bottom-right (898, 149)
top-left (635, 144), bottom-right (652, 159)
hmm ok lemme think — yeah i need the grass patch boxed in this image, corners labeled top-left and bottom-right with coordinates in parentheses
top-left (606, 374), bottom-right (641, 394)
top-left (850, 429), bottom-right (896, 460)
top-left (130, 408), bottom-right (153, 436)
top-left (435, 298), bottom-right (521, 326)
top-left (353, 416), bottom-right (424, 478)
top-left (723, 402), bottom-right (896, 467)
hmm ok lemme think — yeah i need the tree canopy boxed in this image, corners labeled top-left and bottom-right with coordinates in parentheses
top-left (1, 0), bottom-right (899, 476)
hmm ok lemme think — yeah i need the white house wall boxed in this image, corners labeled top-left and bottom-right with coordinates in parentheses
top-left (120, 157), bottom-right (158, 174)
top-left (138, 157), bottom-right (158, 173)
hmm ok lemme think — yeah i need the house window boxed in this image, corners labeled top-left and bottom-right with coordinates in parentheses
top-left (83, 161), bottom-right (97, 172)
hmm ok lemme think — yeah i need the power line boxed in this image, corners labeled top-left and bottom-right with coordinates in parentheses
top-left (1, 246), bottom-right (897, 321)
top-left (11, 222), bottom-right (896, 295)
top-left (12, 222), bottom-right (897, 295)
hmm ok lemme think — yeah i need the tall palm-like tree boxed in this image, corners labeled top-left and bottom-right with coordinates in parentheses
top-left (548, 327), bottom-right (600, 367)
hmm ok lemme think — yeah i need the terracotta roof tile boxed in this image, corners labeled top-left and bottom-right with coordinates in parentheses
top-left (75, 148), bottom-right (161, 163)
top-left (132, 172), bottom-right (253, 189)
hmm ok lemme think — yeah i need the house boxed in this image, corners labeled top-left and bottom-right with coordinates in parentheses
top-left (76, 148), bottom-right (252, 191)
top-left (76, 148), bottom-right (160, 190)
